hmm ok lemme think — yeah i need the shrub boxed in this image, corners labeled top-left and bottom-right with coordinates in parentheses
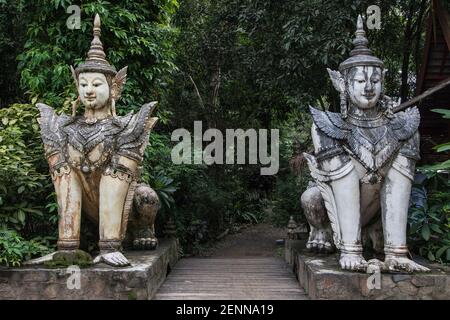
top-left (0, 229), bottom-right (54, 267)
top-left (408, 109), bottom-right (450, 264)
top-left (0, 103), bottom-right (56, 235)
top-left (409, 171), bottom-right (450, 263)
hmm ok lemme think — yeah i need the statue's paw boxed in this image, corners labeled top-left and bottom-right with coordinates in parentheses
top-left (93, 251), bottom-right (130, 267)
top-left (339, 253), bottom-right (368, 272)
top-left (133, 237), bottom-right (158, 250)
top-left (306, 239), bottom-right (333, 253)
top-left (384, 256), bottom-right (430, 273)
top-left (306, 228), bottom-right (334, 253)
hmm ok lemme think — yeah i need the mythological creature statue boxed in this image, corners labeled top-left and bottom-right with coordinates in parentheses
top-left (301, 15), bottom-right (430, 273)
top-left (34, 14), bottom-right (160, 267)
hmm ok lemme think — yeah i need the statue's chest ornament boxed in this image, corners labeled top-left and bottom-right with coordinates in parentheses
top-left (63, 119), bottom-right (121, 173)
top-left (355, 126), bottom-right (387, 147)
top-left (309, 106), bottom-right (420, 182)
top-left (345, 125), bottom-right (402, 183)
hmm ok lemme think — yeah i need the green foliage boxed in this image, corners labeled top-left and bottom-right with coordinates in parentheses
top-left (408, 109), bottom-right (450, 264)
top-left (409, 174), bottom-right (450, 264)
top-left (0, 103), bottom-right (55, 233)
top-left (0, 0), bottom-right (440, 260)
top-left (0, 229), bottom-right (54, 267)
top-left (141, 133), bottom-right (179, 212)
top-left (270, 110), bottom-right (313, 227)
top-left (15, 0), bottom-right (178, 111)
top-left (431, 109), bottom-right (450, 153)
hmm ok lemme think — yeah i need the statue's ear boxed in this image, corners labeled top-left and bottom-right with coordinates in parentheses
top-left (382, 69), bottom-right (388, 80)
top-left (111, 66), bottom-right (128, 100)
top-left (70, 65), bottom-right (79, 90)
top-left (327, 68), bottom-right (345, 93)
top-left (147, 117), bottom-right (159, 131)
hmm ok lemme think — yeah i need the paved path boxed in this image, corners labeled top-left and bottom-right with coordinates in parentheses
top-left (154, 257), bottom-right (307, 300)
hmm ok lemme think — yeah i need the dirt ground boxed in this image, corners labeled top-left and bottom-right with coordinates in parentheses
top-left (198, 223), bottom-right (287, 258)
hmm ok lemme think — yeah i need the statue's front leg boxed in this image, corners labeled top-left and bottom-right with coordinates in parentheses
top-left (381, 155), bottom-right (430, 273)
top-left (24, 158), bottom-right (83, 265)
top-left (54, 168), bottom-right (82, 251)
top-left (330, 166), bottom-right (367, 271)
top-left (45, 149), bottom-right (82, 251)
top-left (93, 156), bottom-right (139, 267)
top-left (307, 124), bottom-right (367, 271)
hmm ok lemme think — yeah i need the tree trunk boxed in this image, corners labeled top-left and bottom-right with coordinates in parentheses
top-left (400, 15), bottom-right (414, 103)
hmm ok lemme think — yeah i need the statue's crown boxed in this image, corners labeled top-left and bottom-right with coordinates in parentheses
top-left (75, 14), bottom-right (117, 77)
top-left (339, 15), bottom-right (384, 72)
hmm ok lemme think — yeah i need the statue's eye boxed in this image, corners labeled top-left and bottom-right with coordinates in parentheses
top-left (357, 79), bottom-right (365, 83)
top-left (80, 83), bottom-right (87, 87)
top-left (93, 83), bottom-right (102, 87)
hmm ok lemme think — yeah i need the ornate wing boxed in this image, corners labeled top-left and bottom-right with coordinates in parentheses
top-left (116, 102), bottom-right (158, 162)
top-left (389, 106), bottom-right (420, 141)
top-left (36, 103), bottom-right (70, 151)
top-left (309, 106), bottom-right (350, 140)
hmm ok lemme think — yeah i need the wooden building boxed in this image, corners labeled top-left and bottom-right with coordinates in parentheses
top-left (416, 0), bottom-right (450, 163)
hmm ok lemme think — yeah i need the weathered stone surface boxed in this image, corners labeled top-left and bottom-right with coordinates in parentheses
top-left (0, 238), bottom-right (178, 300)
top-left (286, 240), bottom-right (450, 300)
top-left (34, 14), bottom-right (161, 268)
top-left (300, 15), bottom-right (429, 275)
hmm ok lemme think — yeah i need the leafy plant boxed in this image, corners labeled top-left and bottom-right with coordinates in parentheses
top-left (430, 109), bottom-right (450, 153)
top-left (147, 170), bottom-right (179, 211)
top-left (408, 174), bottom-right (450, 263)
top-left (0, 229), bottom-right (54, 267)
top-left (0, 103), bottom-right (55, 234)
top-left (408, 109), bottom-right (450, 264)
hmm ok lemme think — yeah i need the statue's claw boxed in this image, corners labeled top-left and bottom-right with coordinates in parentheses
top-left (93, 251), bottom-right (130, 267)
top-left (339, 253), bottom-right (368, 272)
top-left (306, 227), bottom-right (334, 253)
top-left (133, 237), bottom-right (158, 250)
top-left (384, 256), bottom-right (430, 273)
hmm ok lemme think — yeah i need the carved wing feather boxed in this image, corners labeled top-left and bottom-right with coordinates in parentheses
top-left (309, 106), bottom-right (350, 140)
top-left (390, 107), bottom-right (420, 140)
top-left (117, 102), bottom-right (158, 151)
top-left (36, 103), bottom-right (69, 148)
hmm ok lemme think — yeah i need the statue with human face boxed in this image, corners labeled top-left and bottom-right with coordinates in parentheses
top-left (32, 14), bottom-right (161, 267)
top-left (347, 66), bottom-right (382, 110)
top-left (300, 15), bottom-right (429, 273)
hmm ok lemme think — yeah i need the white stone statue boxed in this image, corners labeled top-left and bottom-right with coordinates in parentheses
top-left (301, 15), bottom-right (430, 273)
top-left (31, 14), bottom-right (160, 267)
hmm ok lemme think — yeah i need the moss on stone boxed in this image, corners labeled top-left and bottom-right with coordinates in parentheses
top-left (128, 291), bottom-right (137, 300)
top-left (44, 250), bottom-right (93, 268)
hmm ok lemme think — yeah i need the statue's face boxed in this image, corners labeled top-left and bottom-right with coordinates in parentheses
top-left (347, 66), bottom-right (382, 109)
top-left (78, 72), bottom-right (110, 109)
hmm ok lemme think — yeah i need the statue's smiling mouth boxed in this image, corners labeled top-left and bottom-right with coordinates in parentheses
top-left (85, 97), bottom-right (96, 101)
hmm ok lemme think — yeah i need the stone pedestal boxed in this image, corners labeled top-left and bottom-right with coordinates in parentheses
top-left (286, 240), bottom-right (450, 300)
top-left (0, 238), bottom-right (179, 300)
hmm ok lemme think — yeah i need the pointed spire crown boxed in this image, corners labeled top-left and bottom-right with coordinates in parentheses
top-left (339, 15), bottom-right (383, 72)
top-left (75, 14), bottom-right (117, 77)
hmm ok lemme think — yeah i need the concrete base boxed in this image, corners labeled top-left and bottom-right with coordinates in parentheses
top-left (286, 240), bottom-right (450, 300)
top-left (0, 238), bottom-right (179, 300)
